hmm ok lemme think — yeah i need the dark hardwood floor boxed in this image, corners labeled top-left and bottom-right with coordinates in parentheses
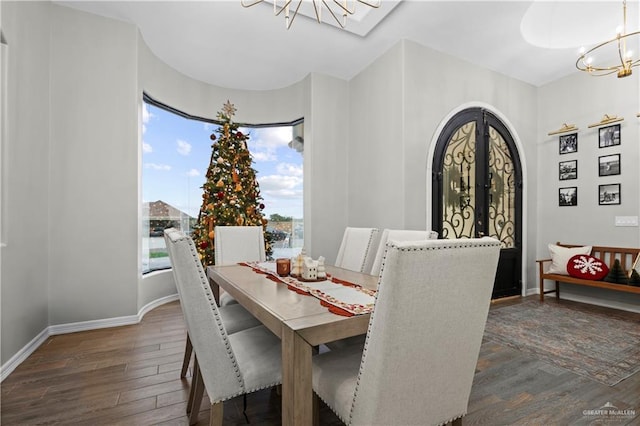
top-left (2, 296), bottom-right (639, 425)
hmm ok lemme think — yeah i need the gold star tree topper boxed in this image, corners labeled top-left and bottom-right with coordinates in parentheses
top-left (222, 100), bottom-right (237, 118)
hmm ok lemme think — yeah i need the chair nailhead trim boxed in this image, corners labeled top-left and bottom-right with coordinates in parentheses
top-left (185, 237), bottom-right (245, 392)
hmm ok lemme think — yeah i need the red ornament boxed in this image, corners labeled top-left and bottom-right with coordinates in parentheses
top-left (259, 203), bottom-right (265, 210)
top-left (217, 191), bottom-right (225, 200)
top-left (199, 241), bottom-right (208, 250)
top-left (210, 133), bottom-right (216, 140)
top-left (236, 131), bottom-right (243, 138)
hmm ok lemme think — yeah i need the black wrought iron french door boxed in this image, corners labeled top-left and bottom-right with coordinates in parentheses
top-left (432, 108), bottom-right (523, 299)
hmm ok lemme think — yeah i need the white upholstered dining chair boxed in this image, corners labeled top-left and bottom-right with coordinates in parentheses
top-left (334, 227), bottom-right (380, 273)
top-left (214, 225), bottom-right (266, 306)
top-left (164, 228), bottom-right (261, 380)
top-left (313, 237), bottom-right (501, 426)
top-left (165, 228), bottom-right (282, 426)
top-left (369, 228), bottom-right (439, 276)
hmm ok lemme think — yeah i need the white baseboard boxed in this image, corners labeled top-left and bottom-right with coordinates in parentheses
top-left (534, 287), bottom-right (640, 314)
top-left (556, 293), bottom-right (640, 314)
top-left (0, 328), bottom-right (49, 382)
top-left (0, 293), bottom-right (179, 382)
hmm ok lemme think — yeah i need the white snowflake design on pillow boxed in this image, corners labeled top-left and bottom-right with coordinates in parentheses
top-left (571, 255), bottom-right (605, 276)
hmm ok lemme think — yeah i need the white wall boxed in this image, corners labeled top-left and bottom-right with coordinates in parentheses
top-left (1, 0), bottom-right (51, 366)
top-left (348, 43), bottom-right (405, 230)
top-left (537, 71), bottom-right (640, 311)
top-left (305, 73), bottom-right (349, 262)
top-left (348, 40), bottom-right (539, 290)
top-left (47, 4), bottom-right (139, 324)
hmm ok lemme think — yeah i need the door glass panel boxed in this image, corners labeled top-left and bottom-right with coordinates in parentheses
top-left (488, 126), bottom-right (515, 248)
top-left (441, 122), bottom-right (476, 239)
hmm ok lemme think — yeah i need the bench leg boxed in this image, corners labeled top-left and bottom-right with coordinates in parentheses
top-left (555, 281), bottom-right (560, 300)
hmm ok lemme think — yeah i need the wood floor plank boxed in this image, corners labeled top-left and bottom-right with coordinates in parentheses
top-left (2, 298), bottom-right (638, 425)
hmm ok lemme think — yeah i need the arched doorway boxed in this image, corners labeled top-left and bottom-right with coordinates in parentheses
top-left (432, 107), bottom-right (523, 299)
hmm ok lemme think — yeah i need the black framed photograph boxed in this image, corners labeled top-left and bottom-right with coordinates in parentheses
top-left (559, 160), bottom-right (577, 180)
top-left (598, 154), bottom-right (620, 177)
top-left (559, 133), bottom-right (578, 154)
top-left (559, 187), bottom-right (577, 206)
top-left (598, 124), bottom-right (621, 148)
top-left (599, 183), bottom-right (620, 205)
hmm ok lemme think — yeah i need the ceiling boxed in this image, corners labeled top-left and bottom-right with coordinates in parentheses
top-left (55, 0), bottom-right (640, 90)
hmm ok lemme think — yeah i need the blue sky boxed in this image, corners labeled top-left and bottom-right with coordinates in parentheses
top-left (142, 102), bottom-right (303, 220)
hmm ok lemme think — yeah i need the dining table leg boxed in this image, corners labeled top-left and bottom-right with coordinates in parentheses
top-left (208, 276), bottom-right (221, 306)
top-left (281, 323), bottom-right (313, 426)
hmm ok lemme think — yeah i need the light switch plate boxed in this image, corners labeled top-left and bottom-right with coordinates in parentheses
top-left (615, 216), bottom-right (639, 227)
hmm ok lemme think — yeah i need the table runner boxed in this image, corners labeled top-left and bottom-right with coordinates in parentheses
top-left (241, 261), bottom-right (376, 316)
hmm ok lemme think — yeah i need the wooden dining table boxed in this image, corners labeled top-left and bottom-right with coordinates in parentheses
top-left (207, 263), bottom-right (378, 426)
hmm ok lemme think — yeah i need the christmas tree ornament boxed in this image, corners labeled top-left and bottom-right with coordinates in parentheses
top-left (216, 179), bottom-right (224, 187)
top-left (210, 133), bottom-right (216, 141)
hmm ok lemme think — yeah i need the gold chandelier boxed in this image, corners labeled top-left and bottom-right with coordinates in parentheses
top-left (576, 0), bottom-right (640, 78)
top-left (241, 0), bottom-right (381, 30)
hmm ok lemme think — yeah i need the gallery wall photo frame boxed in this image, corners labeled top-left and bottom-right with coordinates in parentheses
top-left (559, 186), bottom-right (577, 206)
top-left (598, 123), bottom-right (621, 148)
top-left (599, 183), bottom-right (621, 205)
top-left (559, 133), bottom-right (578, 154)
top-left (559, 159), bottom-right (577, 180)
top-left (598, 154), bottom-right (620, 177)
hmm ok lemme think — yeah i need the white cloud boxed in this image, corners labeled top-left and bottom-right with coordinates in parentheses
top-left (141, 104), bottom-right (154, 135)
top-left (145, 163), bottom-right (171, 171)
top-left (187, 168), bottom-right (200, 177)
top-left (258, 174), bottom-right (302, 191)
top-left (246, 126), bottom-right (293, 163)
top-left (177, 139), bottom-right (192, 156)
top-left (142, 142), bottom-right (153, 153)
top-left (276, 162), bottom-right (303, 177)
top-left (252, 151), bottom-right (277, 162)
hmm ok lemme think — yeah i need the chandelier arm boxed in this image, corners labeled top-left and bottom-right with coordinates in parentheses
top-left (311, 0), bottom-right (321, 23)
top-left (323, 0), bottom-right (347, 28)
top-left (332, 0), bottom-right (356, 15)
top-left (357, 0), bottom-right (381, 8)
top-left (576, 34), bottom-right (633, 73)
top-left (240, 0), bottom-right (264, 7)
top-left (273, 0), bottom-right (294, 17)
top-left (284, 0), bottom-right (303, 29)
top-left (617, 37), bottom-right (627, 70)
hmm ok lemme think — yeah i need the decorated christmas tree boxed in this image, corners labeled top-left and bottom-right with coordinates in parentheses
top-left (192, 100), bottom-right (272, 265)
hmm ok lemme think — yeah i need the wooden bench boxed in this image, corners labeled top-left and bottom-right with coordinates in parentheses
top-left (537, 243), bottom-right (640, 301)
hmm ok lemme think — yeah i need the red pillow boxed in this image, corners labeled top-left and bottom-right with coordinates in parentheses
top-left (567, 254), bottom-right (609, 281)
